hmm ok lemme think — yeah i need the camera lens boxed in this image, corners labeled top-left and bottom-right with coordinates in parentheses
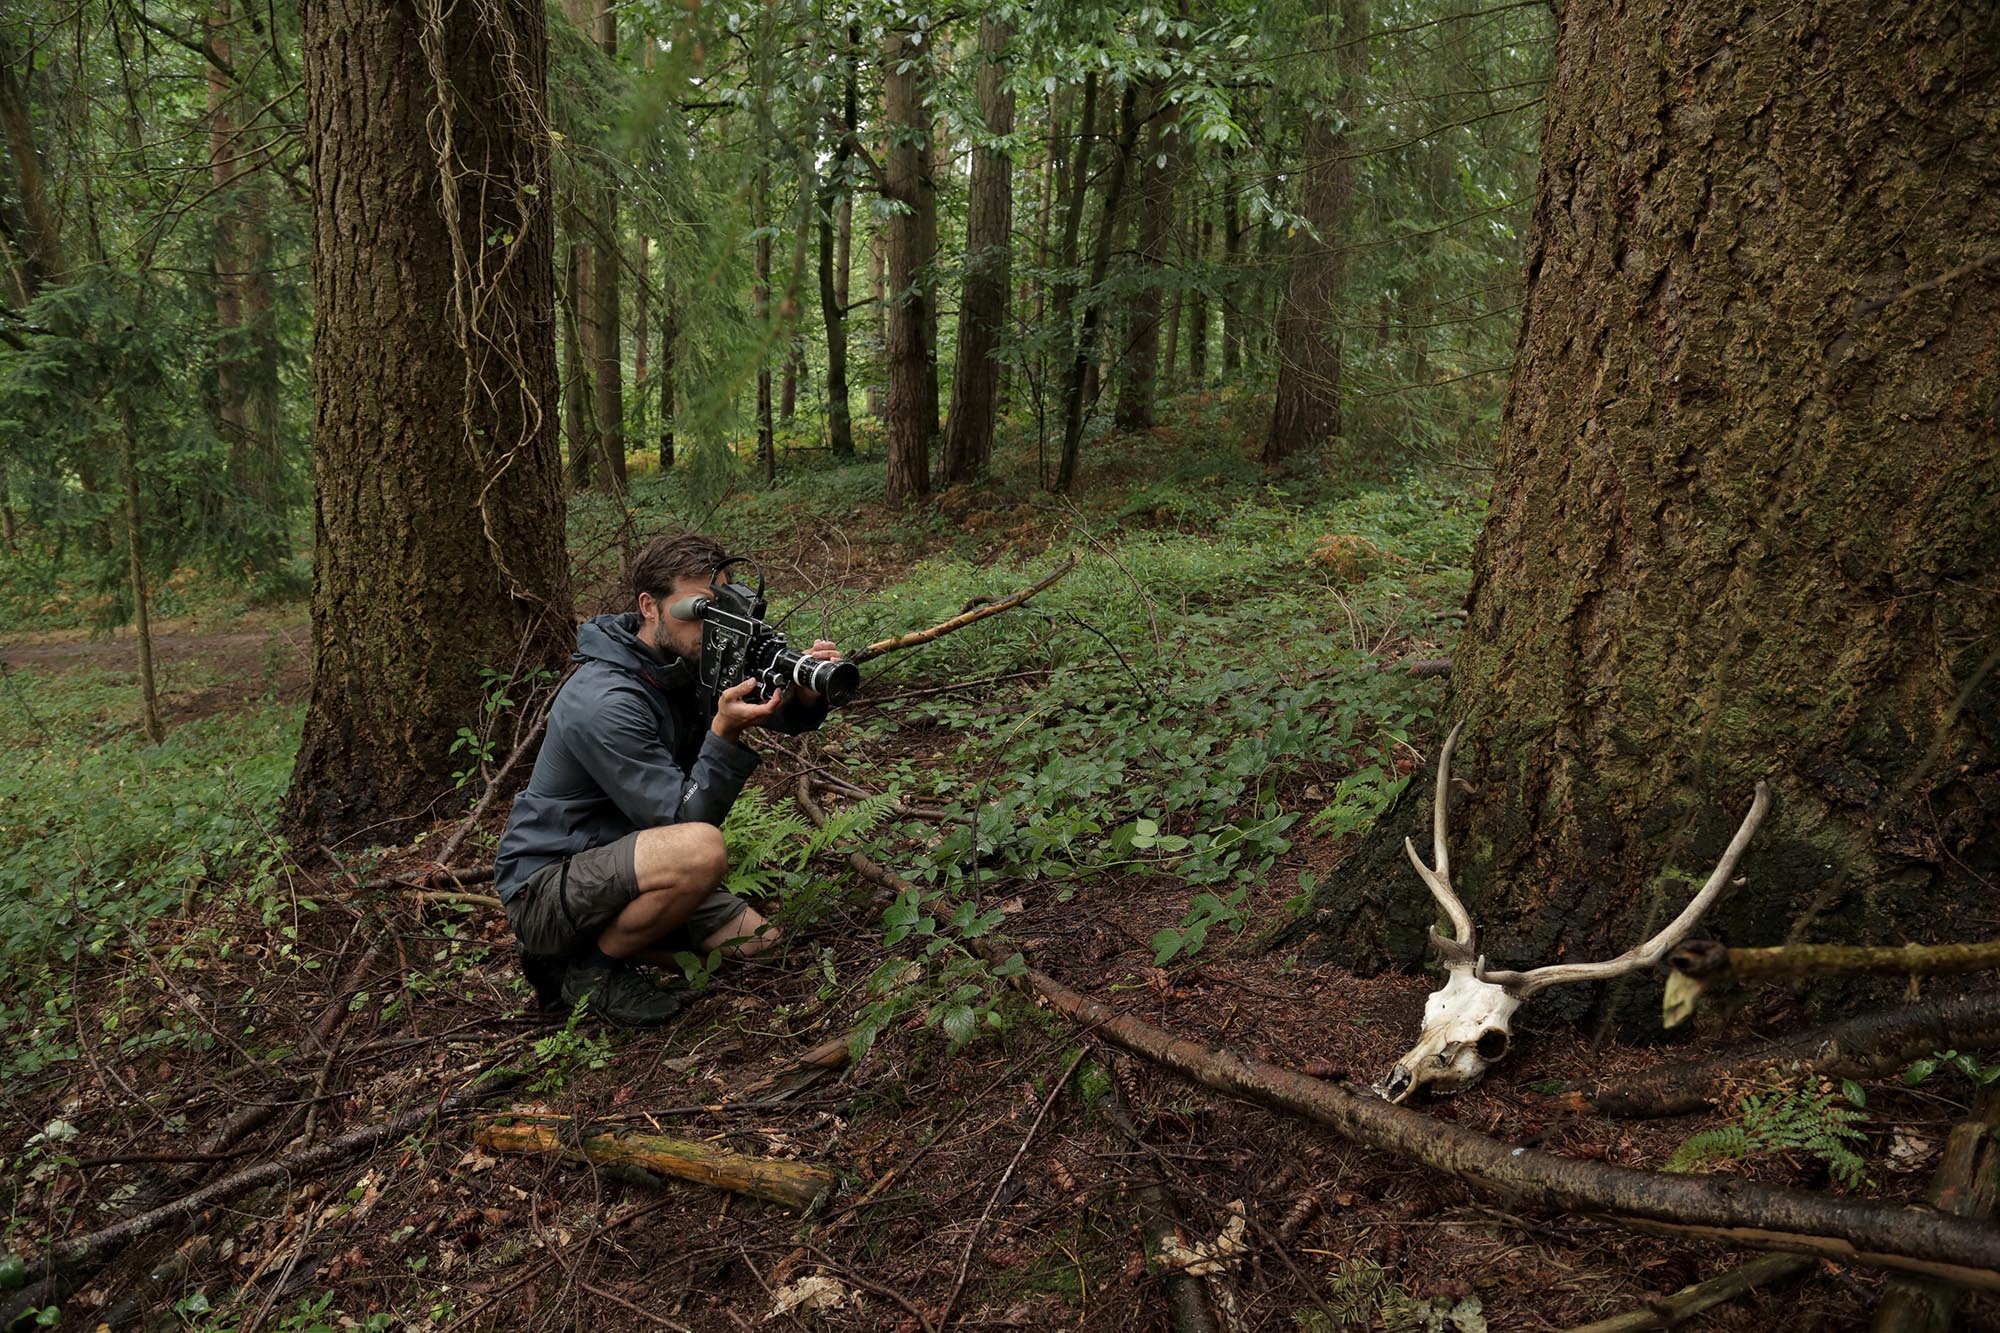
top-left (778, 650), bottom-right (859, 706)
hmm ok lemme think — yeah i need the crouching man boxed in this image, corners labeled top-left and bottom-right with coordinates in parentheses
top-left (495, 533), bottom-right (843, 1026)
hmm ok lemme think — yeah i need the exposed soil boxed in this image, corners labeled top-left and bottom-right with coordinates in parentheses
top-left (0, 610), bottom-right (311, 720)
top-left (6, 653), bottom-right (1992, 1332)
top-left (4, 474), bottom-right (1991, 1331)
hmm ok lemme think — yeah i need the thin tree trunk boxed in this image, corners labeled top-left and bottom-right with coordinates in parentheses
top-left (1221, 156), bottom-right (1242, 376)
top-left (1042, 73), bottom-right (1095, 489)
top-left (1055, 82), bottom-right (1139, 493)
top-left (820, 37), bottom-right (857, 461)
top-left (657, 301), bottom-right (674, 469)
top-left (1265, 0), bottom-right (1365, 463)
top-left (882, 25), bottom-right (937, 502)
top-left (939, 17), bottom-right (1015, 486)
top-left (1116, 96), bottom-right (1174, 431)
top-left (1190, 202), bottom-right (1211, 382)
top-left (563, 243), bottom-right (596, 488)
top-left (754, 163), bottom-right (775, 484)
top-left (118, 407), bottom-right (164, 744)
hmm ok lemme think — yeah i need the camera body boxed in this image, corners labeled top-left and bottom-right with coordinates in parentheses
top-left (670, 559), bottom-right (860, 709)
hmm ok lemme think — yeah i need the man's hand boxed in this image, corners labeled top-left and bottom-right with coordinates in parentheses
top-left (791, 640), bottom-right (844, 705)
top-left (711, 678), bottom-right (787, 742)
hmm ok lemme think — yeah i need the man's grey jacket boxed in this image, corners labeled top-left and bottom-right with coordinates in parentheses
top-left (494, 613), bottom-right (827, 904)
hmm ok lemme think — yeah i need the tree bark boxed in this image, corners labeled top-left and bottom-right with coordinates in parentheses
top-left (1116, 98), bottom-right (1174, 432)
top-left (1265, 0), bottom-right (1364, 463)
top-left (1220, 155), bottom-right (1241, 376)
top-left (1309, 0), bottom-right (2000, 1003)
top-left (287, 0), bottom-right (572, 846)
top-left (207, 0), bottom-right (288, 581)
top-left (658, 299), bottom-right (675, 469)
top-left (1055, 82), bottom-right (1140, 493)
top-left (823, 51), bottom-right (855, 463)
top-left (754, 161), bottom-right (776, 485)
top-left (938, 18), bottom-right (1015, 486)
top-left (881, 25), bottom-right (938, 502)
top-left (476, 1114), bottom-right (834, 1212)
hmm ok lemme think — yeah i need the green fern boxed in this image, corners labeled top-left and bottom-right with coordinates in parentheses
top-left (718, 786), bottom-right (895, 904)
top-left (1665, 1071), bottom-right (1871, 1189)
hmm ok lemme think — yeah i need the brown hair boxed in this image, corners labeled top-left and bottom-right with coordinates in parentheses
top-left (627, 532), bottom-right (728, 609)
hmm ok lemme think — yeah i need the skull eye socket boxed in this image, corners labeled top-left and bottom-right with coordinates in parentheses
top-left (1475, 1028), bottom-right (1510, 1061)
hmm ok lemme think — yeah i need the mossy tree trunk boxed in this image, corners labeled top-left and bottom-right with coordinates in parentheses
top-left (287, 0), bottom-right (572, 846)
top-left (1308, 0), bottom-right (2000, 1015)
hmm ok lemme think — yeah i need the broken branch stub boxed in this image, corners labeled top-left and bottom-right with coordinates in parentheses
top-left (475, 1114), bottom-right (834, 1213)
top-left (1379, 720), bottom-right (1773, 1102)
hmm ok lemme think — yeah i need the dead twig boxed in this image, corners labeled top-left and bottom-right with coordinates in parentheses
top-left (849, 555), bottom-right (1078, 666)
top-left (1559, 1252), bottom-right (1816, 1332)
top-left (938, 1048), bottom-right (1087, 1328)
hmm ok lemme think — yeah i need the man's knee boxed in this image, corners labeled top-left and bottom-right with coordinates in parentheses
top-left (633, 822), bottom-right (729, 893)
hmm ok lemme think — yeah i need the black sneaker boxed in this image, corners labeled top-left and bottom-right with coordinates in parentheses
top-left (560, 960), bottom-right (688, 1028)
top-left (518, 950), bottom-right (570, 1012)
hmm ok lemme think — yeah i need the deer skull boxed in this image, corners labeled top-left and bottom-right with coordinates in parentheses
top-left (1375, 722), bottom-right (1771, 1102)
top-left (1374, 963), bottom-right (1520, 1103)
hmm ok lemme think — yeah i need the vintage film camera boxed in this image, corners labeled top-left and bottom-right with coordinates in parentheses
top-left (668, 557), bottom-right (860, 708)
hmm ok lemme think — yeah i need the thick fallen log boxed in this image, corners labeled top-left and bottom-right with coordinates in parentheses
top-left (848, 554), bottom-right (1077, 666)
top-left (1871, 1087), bottom-right (2000, 1332)
top-left (474, 1113), bottom-right (834, 1213)
top-left (1559, 1252), bottom-right (1815, 1331)
top-left (1574, 990), bottom-right (2000, 1118)
top-left (1015, 968), bottom-right (2000, 1289)
top-left (1664, 938), bottom-right (2000, 1027)
top-left (788, 787), bottom-right (2000, 1291)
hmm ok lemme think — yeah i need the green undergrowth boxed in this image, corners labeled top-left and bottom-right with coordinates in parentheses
top-left (0, 665), bottom-right (301, 1080)
top-left (668, 464), bottom-right (1482, 1055)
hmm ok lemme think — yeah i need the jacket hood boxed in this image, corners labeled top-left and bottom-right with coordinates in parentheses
top-left (575, 613), bottom-right (694, 690)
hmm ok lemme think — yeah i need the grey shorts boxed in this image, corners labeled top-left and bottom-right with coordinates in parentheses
top-left (505, 832), bottom-right (750, 958)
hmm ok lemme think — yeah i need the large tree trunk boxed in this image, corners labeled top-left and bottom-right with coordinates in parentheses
top-left (881, 26), bottom-right (937, 503)
top-left (1309, 0), bottom-right (2000, 1014)
top-left (288, 0), bottom-right (573, 846)
top-left (1265, 0), bottom-right (1364, 464)
top-left (938, 18), bottom-right (1015, 487)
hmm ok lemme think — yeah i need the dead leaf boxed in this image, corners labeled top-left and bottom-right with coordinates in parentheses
top-left (768, 1274), bottom-right (860, 1320)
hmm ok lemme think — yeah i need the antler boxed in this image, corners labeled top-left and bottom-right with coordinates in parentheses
top-left (1404, 722), bottom-right (1477, 967)
top-left (1483, 782), bottom-right (1772, 998)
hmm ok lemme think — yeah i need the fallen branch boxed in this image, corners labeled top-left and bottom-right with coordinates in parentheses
top-left (474, 1113), bottom-right (834, 1213)
top-left (345, 864), bottom-right (497, 895)
top-left (786, 789), bottom-right (2000, 1291)
top-left (1559, 1252), bottom-right (1815, 1331)
top-left (1574, 990), bottom-right (2000, 1117)
top-left (1, 1081), bottom-right (515, 1312)
top-left (1095, 1062), bottom-right (1220, 1333)
top-left (1664, 937), bottom-right (2000, 1027)
top-left (732, 1036), bottom-right (851, 1104)
top-left (435, 670), bottom-right (569, 866)
top-left (1871, 1085), bottom-right (2000, 1331)
top-left (1016, 967), bottom-right (2000, 1288)
top-left (848, 554), bottom-right (1078, 666)
top-left (936, 1048), bottom-right (1085, 1329)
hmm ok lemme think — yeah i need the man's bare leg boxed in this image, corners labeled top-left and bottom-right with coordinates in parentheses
top-left (701, 903), bottom-right (783, 959)
top-left (596, 823), bottom-right (729, 959)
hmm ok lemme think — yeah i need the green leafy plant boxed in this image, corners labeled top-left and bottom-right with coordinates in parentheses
top-left (528, 1002), bottom-right (613, 1094)
top-left (1153, 887), bottom-right (1249, 964)
top-left (1665, 1072), bottom-right (1871, 1189)
top-left (1902, 1049), bottom-right (2000, 1089)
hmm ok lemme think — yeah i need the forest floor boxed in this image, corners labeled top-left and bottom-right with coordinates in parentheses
top-left (3, 403), bottom-right (1995, 1332)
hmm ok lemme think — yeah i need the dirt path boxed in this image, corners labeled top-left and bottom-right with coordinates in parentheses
top-left (0, 610), bottom-right (312, 716)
